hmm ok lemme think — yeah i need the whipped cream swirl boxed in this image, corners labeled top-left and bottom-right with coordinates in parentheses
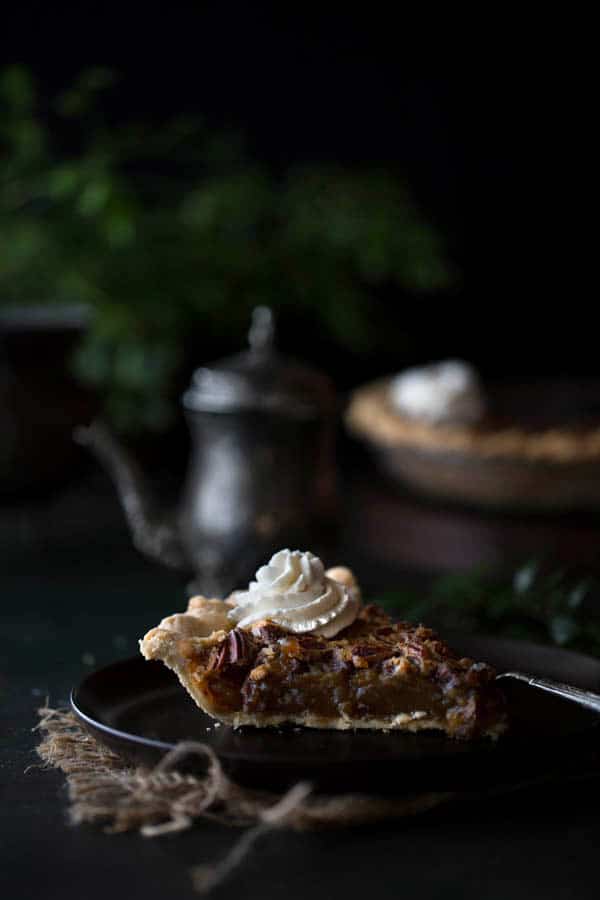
top-left (228, 549), bottom-right (360, 637)
top-left (389, 359), bottom-right (486, 425)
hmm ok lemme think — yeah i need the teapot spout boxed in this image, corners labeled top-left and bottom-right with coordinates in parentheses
top-left (74, 420), bottom-right (187, 571)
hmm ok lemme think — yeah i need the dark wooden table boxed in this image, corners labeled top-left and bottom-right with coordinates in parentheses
top-left (3, 472), bottom-right (600, 900)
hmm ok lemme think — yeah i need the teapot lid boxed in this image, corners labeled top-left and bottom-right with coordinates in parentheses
top-left (183, 307), bottom-right (335, 418)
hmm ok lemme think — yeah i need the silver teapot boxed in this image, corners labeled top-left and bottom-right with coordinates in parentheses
top-left (76, 308), bottom-right (338, 596)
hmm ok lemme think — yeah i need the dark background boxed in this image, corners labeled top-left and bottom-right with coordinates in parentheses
top-left (1, 8), bottom-right (594, 511)
top-left (4, 5), bottom-right (587, 377)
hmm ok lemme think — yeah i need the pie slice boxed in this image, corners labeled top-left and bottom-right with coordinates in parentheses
top-left (140, 569), bottom-right (507, 740)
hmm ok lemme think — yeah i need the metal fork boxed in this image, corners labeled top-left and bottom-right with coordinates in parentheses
top-left (497, 672), bottom-right (600, 714)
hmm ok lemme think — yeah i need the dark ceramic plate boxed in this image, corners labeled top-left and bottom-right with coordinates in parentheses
top-left (71, 634), bottom-right (600, 794)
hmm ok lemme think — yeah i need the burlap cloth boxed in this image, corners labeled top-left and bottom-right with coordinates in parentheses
top-left (35, 705), bottom-right (454, 893)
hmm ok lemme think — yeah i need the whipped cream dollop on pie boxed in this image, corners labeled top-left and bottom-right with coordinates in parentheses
top-left (389, 360), bottom-right (486, 425)
top-left (227, 549), bottom-right (361, 637)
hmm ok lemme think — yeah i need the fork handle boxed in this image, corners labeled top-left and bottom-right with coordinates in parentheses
top-left (497, 671), bottom-right (600, 714)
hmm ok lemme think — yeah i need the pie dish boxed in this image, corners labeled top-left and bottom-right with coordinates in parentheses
top-left (140, 560), bottom-right (507, 740)
top-left (346, 375), bottom-right (600, 511)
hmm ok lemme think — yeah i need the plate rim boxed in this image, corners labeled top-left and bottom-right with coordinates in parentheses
top-left (71, 683), bottom-right (174, 754)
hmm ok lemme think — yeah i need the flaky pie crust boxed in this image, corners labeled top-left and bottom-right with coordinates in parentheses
top-left (346, 379), bottom-right (600, 463)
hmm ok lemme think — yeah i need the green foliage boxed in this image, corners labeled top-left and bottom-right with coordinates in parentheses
top-left (0, 66), bottom-right (453, 432)
top-left (375, 562), bottom-right (600, 657)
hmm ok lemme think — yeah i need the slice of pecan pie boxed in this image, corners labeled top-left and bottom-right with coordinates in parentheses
top-left (140, 566), bottom-right (506, 740)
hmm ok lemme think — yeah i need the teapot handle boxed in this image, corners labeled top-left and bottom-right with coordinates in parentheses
top-left (75, 420), bottom-right (188, 572)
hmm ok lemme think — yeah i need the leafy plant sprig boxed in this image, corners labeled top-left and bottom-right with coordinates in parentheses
top-left (0, 65), bottom-right (454, 433)
top-left (375, 561), bottom-right (600, 657)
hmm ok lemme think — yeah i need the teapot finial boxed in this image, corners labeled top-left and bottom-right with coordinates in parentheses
top-left (248, 306), bottom-right (275, 352)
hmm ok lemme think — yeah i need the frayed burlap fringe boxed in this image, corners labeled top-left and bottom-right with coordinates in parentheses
top-left (35, 706), bottom-right (452, 893)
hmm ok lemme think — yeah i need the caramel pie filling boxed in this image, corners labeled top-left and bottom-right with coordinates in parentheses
top-left (185, 606), bottom-right (506, 739)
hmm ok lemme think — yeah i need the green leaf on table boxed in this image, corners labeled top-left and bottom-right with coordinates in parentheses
top-left (376, 562), bottom-right (600, 658)
top-left (513, 560), bottom-right (539, 594)
top-left (568, 581), bottom-right (591, 610)
top-left (549, 615), bottom-right (580, 646)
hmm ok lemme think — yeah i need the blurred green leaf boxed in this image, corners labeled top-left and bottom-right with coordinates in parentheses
top-left (513, 560), bottom-right (539, 594)
top-left (56, 67), bottom-right (115, 117)
top-left (1, 65), bottom-right (455, 434)
top-left (376, 563), bottom-right (600, 658)
top-left (78, 179), bottom-right (112, 216)
top-left (0, 65), bottom-right (35, 111)
top-left (46, 165), bottom-right (81, 198)
top-left (568, 580), bottom-right (590, 609)
top-left (550, 615), bottom-right (579, 646)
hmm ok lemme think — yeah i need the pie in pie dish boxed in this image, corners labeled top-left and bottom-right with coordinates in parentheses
top-left (346, 362), bottom-right (600, 511)
top-left (140, 550), bottom-right (507, 740)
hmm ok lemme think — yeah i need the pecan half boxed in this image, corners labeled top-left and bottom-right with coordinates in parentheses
top-left (209, 628), bottom-right (256, 670)
top-left (350, 643), bottom-right (388, 668)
